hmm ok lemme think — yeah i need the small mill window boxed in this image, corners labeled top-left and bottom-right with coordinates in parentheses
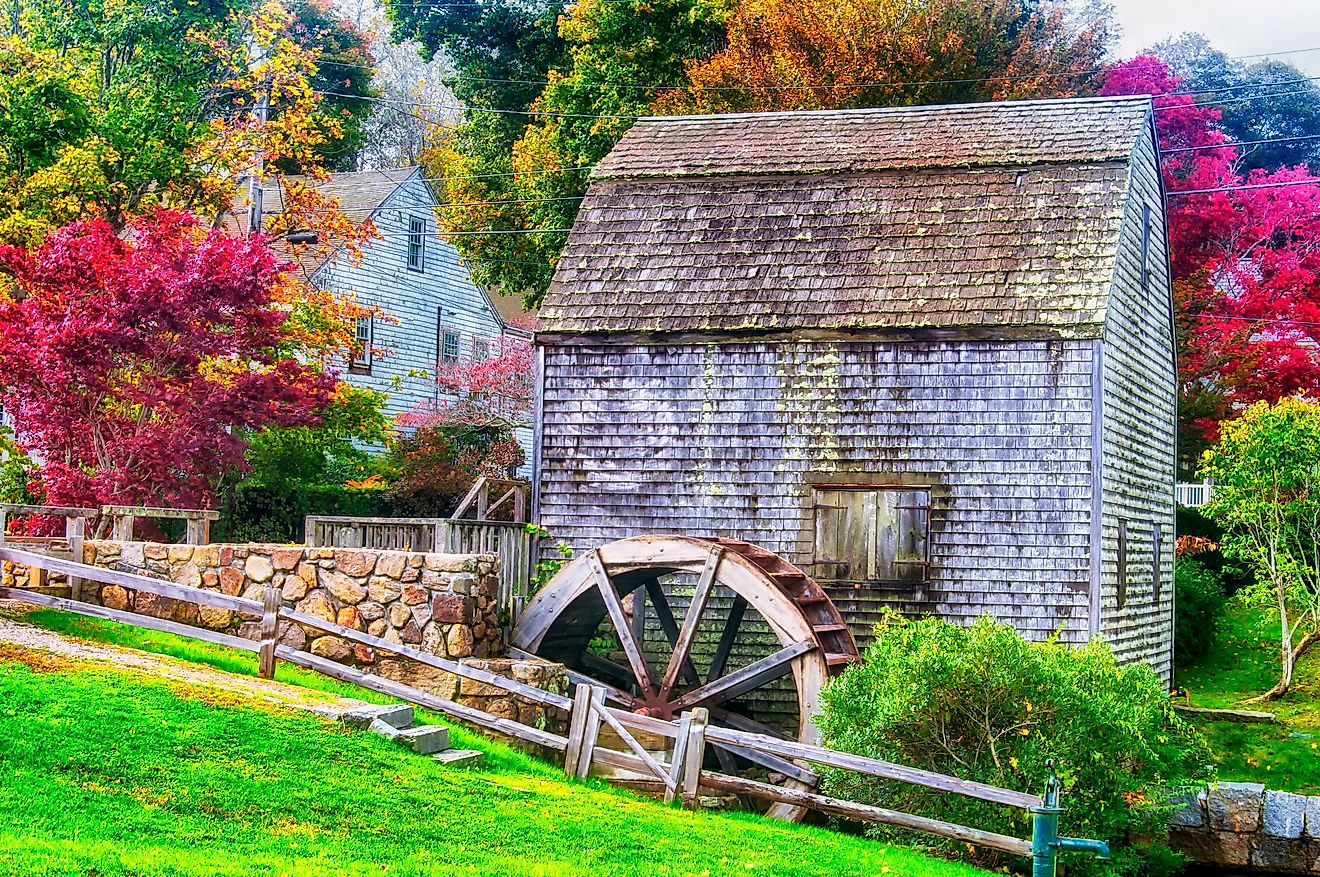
top-left (812, 487), bottom-right (930, 584)
top-left (350, 316), bottom-right (373, 374)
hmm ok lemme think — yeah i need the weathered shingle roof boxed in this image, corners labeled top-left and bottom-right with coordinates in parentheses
top-left (224, 167), bottom-right (422, 276)
top-left (540, 95), bottom-right (1153, 337)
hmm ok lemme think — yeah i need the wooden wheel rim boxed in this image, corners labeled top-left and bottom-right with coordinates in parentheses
top-left (513, 535), bottom-right (854, 746)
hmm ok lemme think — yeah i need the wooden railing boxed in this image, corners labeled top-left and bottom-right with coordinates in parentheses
top-left (0, 545), bottom-right (1109, 871)
top-left (0, 504), bottom-right (96, 598)
top-left (103, 506), bottom-right (218, 544)
top-left (0, 545), bottom-right (570, 754)
top-left (304, 516), bottom-right (445, 552)
top-left (1176, 481), bottom-right (1213, 508)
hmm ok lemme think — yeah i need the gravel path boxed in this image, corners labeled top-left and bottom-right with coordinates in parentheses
top-left (0, 602), bottom-right (364, 716)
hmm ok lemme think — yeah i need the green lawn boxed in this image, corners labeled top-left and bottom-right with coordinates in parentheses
top-left (1177, 604), bottom-right (1320, 793)
top-left (0, 615), bottom-right (989, 877)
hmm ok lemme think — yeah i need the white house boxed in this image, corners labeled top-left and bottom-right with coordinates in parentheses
top-left (237, 168), bottom-right (533, 470)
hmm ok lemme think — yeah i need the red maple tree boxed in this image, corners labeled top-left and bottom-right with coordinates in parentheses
top-left (1104, 58), bottom-right (1320, 466)
top-left (0, 211), bottom-right (338, 510)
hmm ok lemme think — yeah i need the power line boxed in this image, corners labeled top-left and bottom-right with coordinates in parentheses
top-left (1160, 133), bottom-right (1320, 154)
top-left (1167, 178), bottom-right (1320, 196)
top-left (317, 88), bottom-right (639, 120)
top-left (1191, 312), bottom-right (1320, 331)
top-left (1155, 87), bottom-right (1320, 110)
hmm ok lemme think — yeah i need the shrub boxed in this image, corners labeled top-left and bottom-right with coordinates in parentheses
top-left (214, 483), bottom-right (391, 544)
top-left (386, 423), bottom-right (525, 517)
top-left (1175, 559), bottom-right (1226, 668)
top-left (817, 615), bottom-right (1212, 877)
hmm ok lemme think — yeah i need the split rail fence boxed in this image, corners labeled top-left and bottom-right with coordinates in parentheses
top-left (0, 545), bottom-right (1105, 874)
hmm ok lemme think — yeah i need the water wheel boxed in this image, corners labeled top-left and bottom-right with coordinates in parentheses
top-left (512, 535), bottom-right (859, 816)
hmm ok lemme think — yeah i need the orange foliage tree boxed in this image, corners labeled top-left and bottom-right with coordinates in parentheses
top-left (657, 0), bottom-right (1112, 113)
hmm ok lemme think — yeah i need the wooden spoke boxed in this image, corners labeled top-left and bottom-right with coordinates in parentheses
top-left (581, 652), bottom-right (643, 693)
top-left (706, 594), bottom-right (747, 684)
top-left (709, 738), bottom-right (819, 786)
top-left (646, 579), bottom-right (702, 694)
top-left (709, 708), bottom-right (792, 741)
top-left (659, 546), bottom-right (723, 696)
top-left (588, 549), bottom-right (657, 695)
top-left (670, 640), bottom-right (815, 712)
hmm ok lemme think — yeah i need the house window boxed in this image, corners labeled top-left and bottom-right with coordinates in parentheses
top-left (812, 487), bottom-right (930, 583)
top-left (1140, 204), bottom-right (1152, 293)
top-left (471, 338), bottom-right (491, 363)
top-left (1116, 519), bottom-right (1129, 610)
top-left (407, 217), bottom-right (425, 272)
top-left (441, 329), bottom-right (460, 365)
top-left (350, 316), bottom-right (373, 374)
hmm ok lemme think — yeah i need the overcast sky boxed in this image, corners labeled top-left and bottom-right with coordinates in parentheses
top-left (1108, 0), bottom-right (1320, 75)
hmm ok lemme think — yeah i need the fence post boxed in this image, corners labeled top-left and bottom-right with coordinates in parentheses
top-left (563, 684), bottom-right (592, 778)
top-left (258, 586), bottom-right (281, 679)
top-left (574, 686), bottom-right (607, 780)
top-left (680, 706), bottom-right (708, 806)
top-left (65, 515), bottom-right (85, 601)
top-left (666, 711), bottom-right (695, 805)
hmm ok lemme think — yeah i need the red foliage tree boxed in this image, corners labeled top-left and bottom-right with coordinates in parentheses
top-left (0, 211), bottom-right (338, 510)
top-left (1104, 58), bottom-right (1320, 467)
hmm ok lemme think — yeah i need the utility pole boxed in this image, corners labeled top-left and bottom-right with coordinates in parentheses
top-left (247, 81), bottom-right (270, 238)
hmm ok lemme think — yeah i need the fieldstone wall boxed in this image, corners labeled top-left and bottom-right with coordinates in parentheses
top-left (1171, 782), bottom-right (1320, 873)
top-left (72, 541), bottom-right (567, 734)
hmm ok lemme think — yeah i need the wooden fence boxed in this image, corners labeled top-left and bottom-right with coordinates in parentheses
top-left (0, 545), bottom-right (1108, 873)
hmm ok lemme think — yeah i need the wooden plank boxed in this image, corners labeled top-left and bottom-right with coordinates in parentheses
top-left (575, 686), bottom-right (607, 779)
top-left (591, 699), bottom-right (674, 790)
top-left (645, 579), bottom-right (702, 693)
top-left (508, 647), bottom-right (632, 705)
top-left (604, 707), bottom-right (680, 740)
top-left (100, 506), bottom-right (220, 521)
top-left (679, 707), bottom-right (708, 805)
top-left (706, 595), bottom-right (747, 683)
top-left (564, 684), bottom-right (594, 777)
top-left (660, 547), bottom-right (722, 696)
top-left (666, 712), bottom-right (693, 805)
top-left (64, 516), bottom-right (85, 602)
top-left (0, 547), bottom-right (261, 615)
top-left (698, 771), bottom-right (1033, 858)
top-left (258, 586), bottom-right (281, 679)
top-left (670, 640), bottom-right (814, 712)
top-left (0, 588), bottom-right (261, 654)
top-left (0, 504), bottom-right (98, 518)
top-left (450, 477), bottom-right (487, 521)
top-left (279, 606), bottom-right (573, 709)
top-left (702, 726), bottom-right (1042, 809)
top-left (273, 645), bottom-right (568, 751)
top-left (587, 549), bottom-right (655, 695)
top-left (110, 514), bottom-right (134, 541)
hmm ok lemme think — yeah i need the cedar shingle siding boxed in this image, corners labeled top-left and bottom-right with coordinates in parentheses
top-left (535, 96), bottom-right (1175, 681)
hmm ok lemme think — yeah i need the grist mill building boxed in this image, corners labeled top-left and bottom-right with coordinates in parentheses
top-left (532, 95), bottom-right (1176, 681)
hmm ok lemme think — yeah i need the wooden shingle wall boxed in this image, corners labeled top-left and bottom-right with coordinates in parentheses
top-left (537, 339), bottom-right (1099, 647)
top-left (1095, 116), bottom-right (1177, 682)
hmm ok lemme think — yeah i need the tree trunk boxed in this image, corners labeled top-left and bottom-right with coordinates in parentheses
top-left (1291, 626), bottom-right (1320, 665)
top-left (1248, 591), bottom-right (1294, 702)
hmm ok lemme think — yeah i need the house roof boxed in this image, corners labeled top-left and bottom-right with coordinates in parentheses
top-left (224, 167), bottom-right (422, 276)
top-left (539, 95), bottom-right (1154, 338)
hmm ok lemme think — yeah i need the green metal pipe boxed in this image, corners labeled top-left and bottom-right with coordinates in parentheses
top-left (1031, 762), bottom-right (1110, 877)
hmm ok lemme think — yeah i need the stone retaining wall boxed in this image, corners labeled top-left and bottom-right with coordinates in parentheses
top-left (1171, 782), bottom-right (1320, 873)
top-left (70, 541), bottom-right (566, 735)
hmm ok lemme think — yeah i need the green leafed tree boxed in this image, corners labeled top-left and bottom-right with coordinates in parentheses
top-left (1201, 397), bottom-right (1320, 700)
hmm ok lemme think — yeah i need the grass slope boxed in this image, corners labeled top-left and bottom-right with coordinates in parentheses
top-left (0, 619), bottom-right (987, 877)
top-left (1177, 604), bottom-right (1320, 793)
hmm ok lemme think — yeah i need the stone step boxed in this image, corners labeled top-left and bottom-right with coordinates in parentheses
top-left (393, 724), bottom-right (451, 755)
top-left (432, 749), bottom-right (485, 769)
top-left (340, 703), bottom-right (415, 730)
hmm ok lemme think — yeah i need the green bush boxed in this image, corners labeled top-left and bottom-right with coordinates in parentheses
top-left (214, 484), bottom-right (391, 544)
top-left (817, 615), bottom-right (1212, 877)
top-left (1175, 559), bottom-right (1226, 668)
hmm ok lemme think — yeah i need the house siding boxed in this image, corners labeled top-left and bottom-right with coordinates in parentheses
top-left (537, 339), bottom-right (1098, 648)
top-left (313, 173), bottom-right (511, 423)
top-left (1096, 115), bottom-right (1177, 682)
